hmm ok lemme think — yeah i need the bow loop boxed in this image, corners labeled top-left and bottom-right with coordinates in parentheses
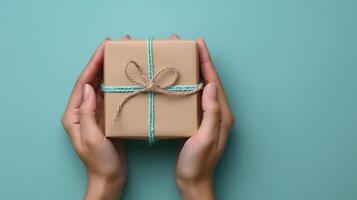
top-left (153, 66), bottom-right (178, 89)
top-left (125, 60), bottom-right (149, 86)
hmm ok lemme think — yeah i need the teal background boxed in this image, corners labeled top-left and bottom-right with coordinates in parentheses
top-left (0, 0), bottom-right (356, 199)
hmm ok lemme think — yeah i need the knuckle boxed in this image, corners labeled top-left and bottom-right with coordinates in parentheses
top-left (201, 137), bottom-right (215, 148)
top-left (203, 105), bottom-right (221, 122)
top-left (206, 103), bottom-right (221, 113)
top-left (75, 77), bottom-right (85, 86)
top-left (227, 114), bottom-right (235, 126)
top-left (197, 132), bottom-right (216, 147)
top-left (89, 58), bottom-right (101, 68)
top-left (75, 76), bottom-right (88, 88)
top-left (61, 114), bottom-right (69, 129)
top-left (222, 113), bottom-right (235, 130)
top-left (82, 135), bottom-right (98, 147)
top-left (79, 108), bottom-right (93, 117)
top-left (203, 111), bottom-right (220, 124)
top-left (216, 145), bottom-right (226, 156)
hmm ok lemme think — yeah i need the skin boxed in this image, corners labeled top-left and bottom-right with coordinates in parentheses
top-left (61, 34), bottom-right (234, 200)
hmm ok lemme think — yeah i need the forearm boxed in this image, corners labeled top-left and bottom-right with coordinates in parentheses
top-left (177, 178), bottom-right (215, 200)
top-left (84, 174), bottom-right (125, 200)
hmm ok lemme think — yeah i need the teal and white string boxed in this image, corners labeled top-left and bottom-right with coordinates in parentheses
top-left (101, 37), bottom-right (203, 144)
top-left (147, 37), bottom-right (155, 144)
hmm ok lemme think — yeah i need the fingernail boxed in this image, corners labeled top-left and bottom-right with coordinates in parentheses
top-left (121, 35), bottom-right (131, 40)
top-left (171, 34), bottom-right (179, 39)
top-left (103, 37), bottom-right (110, 43)
top-left (206, 82), bottom-right (217, 101)
top-left (84, 84), bottom-right (90, 101)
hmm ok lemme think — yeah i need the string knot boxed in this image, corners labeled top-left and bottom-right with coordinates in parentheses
top-left (145, 82), bottom-right (156, 91)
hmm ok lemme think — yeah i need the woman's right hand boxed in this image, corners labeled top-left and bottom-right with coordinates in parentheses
top-left (174, 35), bottom-right (235, 200)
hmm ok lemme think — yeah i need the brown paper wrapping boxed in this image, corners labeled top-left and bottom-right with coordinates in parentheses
top-left (104, 39), bottom-right (201, 139)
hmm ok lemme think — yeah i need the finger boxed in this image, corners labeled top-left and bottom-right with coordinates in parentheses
top-left (79, 84), bottom-right (102, 142)
top-left (196, 37), bottom-right (219, 84)
top-left (61, 114), bottom-right (81, 150)
top-left (175, 139), bottom-right (186, 158)
top-left (119, 34), bottom-right (132, 40)
top-left (67, 38), bottom-right (109, 110)
top-left (196, 83), bottom-right (220, 144)
top-left (93, 35), bottom-right (132, 97)
top-left (196, 37), bottom-right (234, 127)
top-left (123, 35), bottom-right (132, 39)
top-left (170, 34), bottom-right (180, 39)
top-left (94, 35), bottom-right (132, 95)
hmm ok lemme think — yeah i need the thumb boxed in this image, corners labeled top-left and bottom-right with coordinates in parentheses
top-left (79, 84), bottom-right (100, 134)
top-left (197, 83), bottom-right (221, 142)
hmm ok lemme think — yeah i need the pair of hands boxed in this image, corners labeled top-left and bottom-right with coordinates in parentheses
top-left (61, 34), bottom-right (234, 200)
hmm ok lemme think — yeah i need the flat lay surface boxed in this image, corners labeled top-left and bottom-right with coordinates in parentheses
top-left (0, 0), bottom-right (356, 199)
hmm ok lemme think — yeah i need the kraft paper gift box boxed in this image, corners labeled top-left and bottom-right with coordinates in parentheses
top-left (103, 39), bottom-right (202, 141)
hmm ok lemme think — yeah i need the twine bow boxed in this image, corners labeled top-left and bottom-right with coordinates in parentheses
top-left (114, 60), bottom-right (203, 121)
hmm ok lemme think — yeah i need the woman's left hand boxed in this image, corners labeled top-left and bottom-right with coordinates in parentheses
top-left (61, 36), bottom-right (131, 200)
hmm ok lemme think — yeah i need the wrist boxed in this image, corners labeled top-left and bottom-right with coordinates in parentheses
top-left (176, 176), bottom-right (214, 200)
top-left (84, 173), bottom-right (126, 200)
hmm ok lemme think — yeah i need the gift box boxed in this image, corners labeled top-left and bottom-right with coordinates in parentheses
top-left (102, 38), bottom-right (202, 142)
